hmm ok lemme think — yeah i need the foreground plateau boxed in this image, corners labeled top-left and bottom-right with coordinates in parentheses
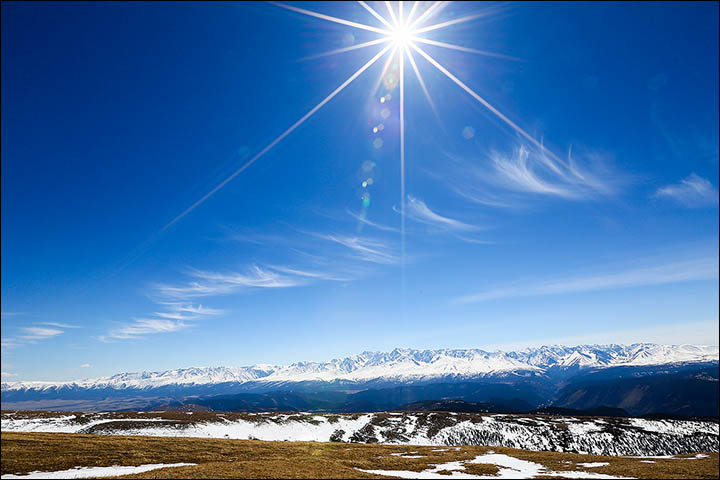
top-left (2, 410), bottom-right (718, 457)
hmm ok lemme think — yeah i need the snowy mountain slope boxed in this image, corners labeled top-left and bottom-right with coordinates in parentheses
top-left (2, 344), bottom-right (717, 393)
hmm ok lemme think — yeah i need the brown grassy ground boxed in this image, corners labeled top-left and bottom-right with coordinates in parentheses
top-left (1, 432), bottom-right (717, 479)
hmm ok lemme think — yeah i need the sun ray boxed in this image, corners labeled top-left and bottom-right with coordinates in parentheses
top-left (405, 1), bottom-right (420, 25)
top-left (358, 1), bottom-right (394, 30)
top-left (408, 1), bottom-right (447, 29)
top-left (300, 37), bottom-right (392, 61)
top-left (269, 2), bottom-right (390, 35)
top-left (414, 11), bottom-right (494, 35)
top-left (160, 43), bottom-right (393, 233)
top-left (411, 37), bottom-right (519, 60)
top-left (399, 42), bottom-right (406, 322)
top-left (400, 50), bottom-right (406, 233)
top-left (404, 45), bottom-right (441, 124)
top-left (372, 45), bottom-right (398, 94)
top-left (385, 1), bottom-right (400, 27)
top-left (411, 44), bottom-right (570, 172)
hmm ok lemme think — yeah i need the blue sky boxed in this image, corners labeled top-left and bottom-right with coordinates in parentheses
top-left (2, 1), bottom-right (718, 381)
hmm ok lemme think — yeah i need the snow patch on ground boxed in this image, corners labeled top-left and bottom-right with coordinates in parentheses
top-left (629, 418), bottom-right (719, 436)
top-left (578, 462), bottom-right (610, 467)
top-left (0, 463), bottom-right (195, 479)
top-left (2, 412), bottom-right (717, 457)
top-left (358, 453), bottom-right (633, 479)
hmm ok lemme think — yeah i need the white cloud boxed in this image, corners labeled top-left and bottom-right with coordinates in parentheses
top-left (103, 261), bottom-right (350, 341)
top-left (347, 209), bottom-right (399, 233)
top-left (655, 173), bottom-right (719, 207)
top-left (402, 196), bottom-right (479, 231)
top-left (490, 146), bottom-right (574, 197)
top-left (153, 303), bottom-right (225, 320)
top-left (156, 265), bottom-right (325, 298)
top-left (19, 326), bottom-right (64, 341)
top-left (1, 371), bottom-right (19, 379)
top-left (100, 318), bottom-right (190, 342)
top-left (2, 321), bottom-right (80, 351)
top-left (100, 299), bottom-right (226, 342)
top-left (80, 363), bottom-right (92, 368)
top-left (156, 303), bottom-right (225, 316)
top-left (456, 255), bottom-right (719, 303)
top-left (36, 322), bottom-right (80, 329)
top-left (450, 143), bottom-right (620, 207)
top-left (320, 235), bottom-right (399, 265)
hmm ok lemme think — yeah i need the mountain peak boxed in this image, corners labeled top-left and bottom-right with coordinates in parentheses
top-left (2, 344), bottom-right (717, 392)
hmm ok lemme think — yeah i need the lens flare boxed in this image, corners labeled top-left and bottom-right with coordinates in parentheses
top-left (147, 1), bottom-right (567, 298)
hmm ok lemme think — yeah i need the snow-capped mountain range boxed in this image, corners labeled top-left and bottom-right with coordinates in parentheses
top-left (3, 343), bottom-right (717, 392)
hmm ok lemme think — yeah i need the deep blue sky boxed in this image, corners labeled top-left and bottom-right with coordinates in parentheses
top-left (2, 1), bottom-right (718, 381)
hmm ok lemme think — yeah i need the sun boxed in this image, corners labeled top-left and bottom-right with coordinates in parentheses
top-left (162, 1), bottom-right (569, 241)
top-left (389, 24), bottom-right (414, 47)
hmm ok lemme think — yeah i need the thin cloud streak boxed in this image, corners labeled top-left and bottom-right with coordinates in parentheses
top-left (153, 303), bottom-right (225, 320)
top-left (36, 322), bottom-right (80, 329)
top-left (319, 234), bottom-right (399, 265)
top-left (490, 146), bottom-right (575, 198)
top-left (156, 265), bottom-right (320, 298)
top-left (103, 227), bottom-right (395, 341)
top-left (449, 143), bottom-right (621, 208)
top-left (101, 318), bottom-right (190, 341)
top-left (402, 195), bottom-right (480, 231)
top-left (456, 255), bottom-right (719, 303)
top-left (3, 322), bottom-right (79, 351)
top-left (100, 301), bottom-right (225, 342)
top-left (18, 327), bottom-right (65, 341)
top-left (347, 209), bottom-right (400, 233)
top-left (655, 173), bottom-right (719, 207)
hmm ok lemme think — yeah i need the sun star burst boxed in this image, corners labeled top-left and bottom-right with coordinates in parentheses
top-left (162, 1), bottom-right (570, 263)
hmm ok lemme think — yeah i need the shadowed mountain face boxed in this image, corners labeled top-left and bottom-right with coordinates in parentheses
top-left (552, 365), bottom-right (720, 417)
top-left (2, 345), bottom-right (717, 417)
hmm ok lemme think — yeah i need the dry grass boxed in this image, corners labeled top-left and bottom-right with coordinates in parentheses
top-left (1, 432), bottom-right (717, 479)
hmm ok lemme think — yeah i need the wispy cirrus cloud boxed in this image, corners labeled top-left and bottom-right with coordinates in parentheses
top-left (80, 363), bottom-right (92, 368)
top-left (35, 322), bottom-right (80, 329)
top-left (18, 326), bottom-right (65, 342)
top-left (101, 260), bottom-right (352, 341)
top-left (347, 209), bottom-right (399, 233)
top-left (99, 301), bottom-right (225, 342)
top-left (1, 339), bottom-right (21, 350)
top-left (455, 254), bottom-right (719, 304)
top-left (1, 371), bottom-right (19, 379)
top-left (400, 195), bottom-right (479, 231)
top-left (102, 226), bottom-right (391, 342)
top-left (319, 234), bottom-right (399, 265)
top-left (489, 144), bottom-right (617, 199)
top-left (654, 173), bottom-right (719, 208)
top-left (1, 315), bottom-right (82, 353)
top-left (449, 143), bottom-right (621, 208)
top-left (491, 146), bottom-right (573, 197)
top-left (155, 265), bottom-right (341, 299)
top-left (153, 305), bottom-right (224, 320)
top-left (101, 318), bottom-right (191, 341)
